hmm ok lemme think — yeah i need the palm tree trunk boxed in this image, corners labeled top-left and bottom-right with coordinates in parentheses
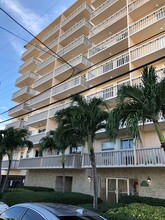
top-left (0, 154), bottom-right (3, 186)
top-left (1, 158), bottom-right (11, 193)
top-left (61, 152), bottom-right (65, 193)
top-left (153, 121), bottom-right (165, 149)
top-left (88, 135), bottom-right (98, 210)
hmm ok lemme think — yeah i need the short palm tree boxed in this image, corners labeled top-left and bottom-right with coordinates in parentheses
top-left (106, 66), bottom-right (165, 148)
top-left (1, 127), bottom-right (33, 192)
top-left (0, 130), bottom-right (8, 185)
top-left (55, 95), bottom-right (109, 210)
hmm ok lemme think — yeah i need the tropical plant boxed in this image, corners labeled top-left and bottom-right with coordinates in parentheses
top-left (1, 127), bottom-right (33, 193)
top-left (55, 95), bottom-right (109, 210)
top-left (0, 130), bottom-right (8, 185)
top-left (106, 66), bottom-right (165, 148)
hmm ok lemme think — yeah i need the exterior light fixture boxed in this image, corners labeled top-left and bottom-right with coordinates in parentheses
top-left (88, 176), bottom-right (91, 181)
top-left (147, 177), bottom-right (151, 183)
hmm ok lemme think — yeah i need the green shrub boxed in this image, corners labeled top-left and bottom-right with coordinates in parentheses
top-left (2, 191), bottom-right (102, 206)
top-left (119, 195), bottom-right (165, 207)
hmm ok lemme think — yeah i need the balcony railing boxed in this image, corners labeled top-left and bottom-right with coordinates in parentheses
top-left (60, 18), bottom-right (93, 43)
top-left (5, 120), bottom-right (27, 129)
top-left (130, 34), bottom-right (165, 61)
top-left (19, 58), bottom-right (40, 73)
top-left (15, 71), bottom-right (38, 87)
top-left (2, 160), bottom-right (19, 170)
top-left (128, 0), bottom-right (150, 13)
top-left (18, 154), bottom-right (82, 169)
top-left (28, 132), bottom-right (46, 144)
top-left (91, 0), bottom-right (118, 19)
top-left (52, 76), bottom-right (87, 97)
top-left (27, 110), bottom-right (48, 125)
top-left (61, 3), bottom-right (93, 27)
top-left (34, 71), bottom-right (53, 88)
top-left (87, 52), bottom-right (129, 81)
top-left (49, 102), bottom-right (71, 118)
top-left (42, 24), bottom-right (60, 42)
top-left (88, 28), bottom-right (128, 58)
top-left (129, 6), bottom-right (165, 35)
top-left (21, 45), bottom-right (39, 60)
top-left (58, 35), bottom-right (92, 57)
top-left (8, 103), bottom-right (31, 116)
top-left (12, 86), bottom-right (35, 101)
top-left (90, 6), bottom-right (127, 38)
top-left (29, 90), bottom-right (51, 106)
top-left (82, 147), bottom-right (165, 167)
top-left (40, 38), bottom-right (59, 56)
top-left (36, 56), bottom-right (56, 73)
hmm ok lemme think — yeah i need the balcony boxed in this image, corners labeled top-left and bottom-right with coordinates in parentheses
top-left (51, 76), bottom-right (88, 99)
top-left (87, 79), bottom-right (130, 106)
top-left (88, 28), bottom-right (128, 63)
top-left (18, 154), bottom-right (82, 169)
top-left (59, 18), bottom-right (93, 46)
top-left (19, 58), bottom-right (40, 74)
top-left (61, 3), bottom-right (93, 31)
top-left (90, 6), bottom-right (127, 43)
top-left (28, 132), bottom-right (46, 145)
top-left (27, 110), bottom-right (48, 128)
top-left (21, 45), bottom-right (40, 61)
top-left (49, 102), bottom-right (71, 119)
top-left (57, 35), bottom-right (92, 60)
top-left (29, 89), bottom-right (51, 108)
top-left (130, 34), bottom-right (165, 66)
top-left (91, 0), bottom-right (126, 25)
top-left (12, 86), bottom-right (35, 102)
top-left (33, 71), bottom-right (53, 92)
top-left (87, 52), bottom-right (129, 85)
top-left (128, 0), bottom-right (165, 20)
top-left (15, 71), bottom-right (38, 88)
top-left (129, 6), bottom-right (165, 43)
top-left (54, 54), bottom-right (92, 81)
top-left (5, 120), bottom-right (27, 129)
top-left (42, 24), bottom-right (60, 43)
top-left (39, 38), bottom-right (59, 60)
top-left (36, 56), bottom-right (56, 75)
top-left (82, 147), bottom-right (165, 168)
top-left (91, 0), bottom-right (104, 8)
top-left (8, 103), bottom-right (31, 117)
top-left (2, 160), bottom-right (19, 170)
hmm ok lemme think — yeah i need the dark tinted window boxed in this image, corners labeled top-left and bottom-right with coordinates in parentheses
top-left (1, 207), bottom-right (26, 220)
top-left (22, 209), bottom-right (45, 220)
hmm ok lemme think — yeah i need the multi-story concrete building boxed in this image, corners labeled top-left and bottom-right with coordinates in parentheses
top-left (3, 0), bottom-right (165, 203)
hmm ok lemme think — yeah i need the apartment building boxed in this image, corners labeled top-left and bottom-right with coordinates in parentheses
top-left (3, 0), bottom-right (165, 203)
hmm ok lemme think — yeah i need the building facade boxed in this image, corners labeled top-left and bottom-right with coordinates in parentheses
top-left (3, 0), bottom-right (165, 203)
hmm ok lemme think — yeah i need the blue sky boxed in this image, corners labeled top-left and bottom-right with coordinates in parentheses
top-left (0, 0), bottom-right (76, 129)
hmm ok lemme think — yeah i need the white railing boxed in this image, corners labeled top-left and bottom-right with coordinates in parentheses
top-left (58, 35), bottom-right (92, 57)
top-left (91, 0), bottom-right (118, 19)
top-left (28, 132), bottom-right (46, 144)
top-left (16, 72), bottom-right (38, 86)
top-left (49, 102), bottom-right (71, 118)
top-left (130, 34), bottom-right (165, 61)
top-left (54, 54), bottom-right (91, 77)
top-left (61, 3), bottom-right (93, 27)
top-left (8, 103), bottom-right (31, 116)
top-left (87, 52), bottom-right (129, 80)
top-left (82, 147), bottom-right (165, 167)
top-left (60, 18), bottom-right (93, 42)
top-left (27, 110), bottom-right (48, 125)
top-left (21, 45), bottom-right (39, 59)
top-left (36, 56), bottom-right (56, 72)
top-left (34, 71), bottom-right (53, 88)
top-left (90, 6), bottom-right (127, 37)
top-left (5, 120), bottom-right (27, 129)
top-left (129, 6), bottom-right (165, 35)
top-left (18, 154), bottom-right (82, 169)
top-left (42, 24), bottom-right (60, 42)
top-left (40, 38), bottom-right (59, 56)
top-left (2, 160), bottom-right (19, 170)
top-left (12, 86), bottom-right (35, 100)
top-left (52, 76), bottom-right (87, 96)
top-left (88, 28), bottom-right (128, 58)
top-left (19, 58), bottom-right (39, 72)
top-left (128, 0), bottom-right (150, 13)
top-left (29, 90), bottom-right (51, 106)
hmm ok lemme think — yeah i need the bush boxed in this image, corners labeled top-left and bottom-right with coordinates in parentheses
top-left (2, 191), bottom-right (102, 206)
top-left (119, 195), bottom-right (165, 207)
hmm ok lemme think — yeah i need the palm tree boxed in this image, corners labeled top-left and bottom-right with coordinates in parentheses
top-left (1, 127), bottom-right (33, 193)
top-left (106, 66), bottom-right (165, 148)
top-left (55, 95), bottom-right (108, 210)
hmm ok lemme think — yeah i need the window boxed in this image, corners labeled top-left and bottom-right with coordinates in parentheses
top-left (121, 139), bottom-right (133, 149)
top-left (1, 207), bottom-right (26, 220)
top-left (22, 209), bottom-right (45, 220)
top-left (102, 142), bottom-right (114, 151)
top-left (20, 152), bottom-right (24, 159)
top-left (38, 128), bottom-right (46, 133)
top-left (70, 146), bottom-right (82, 154)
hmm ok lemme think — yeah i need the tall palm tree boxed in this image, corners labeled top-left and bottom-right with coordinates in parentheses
top-left (106, 66), bottom-right (165, 148)
top-left (1, 127), bottom-right (33, 192)
top-left (55, 95), bottom-right (108, 210)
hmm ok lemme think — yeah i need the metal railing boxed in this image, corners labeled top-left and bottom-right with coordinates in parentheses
top-left (19, 58), bottom-right (39, 72)
top-left (34, 71), bottom-right (53, 88)
top-left (12, 86), bottom-right (35, 100)
top-left (28, 132), bottom-right (46, 144)
top-left (8, 103), bottom-right (31, 116)
top-left (40, 38), bottom-right (59, 56)
top-left (42, 24), bottom-right (60, 42)
top-left (27, 110), bottom-right (48, 125)
top-left (128, 0), bottom-right (150, 13)
top-left (16, 71), bottom-right (38, 86)
top-left (29, 90), bottom-right (51, 106)
top-left (49, 102), bottom-right (71, 118)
